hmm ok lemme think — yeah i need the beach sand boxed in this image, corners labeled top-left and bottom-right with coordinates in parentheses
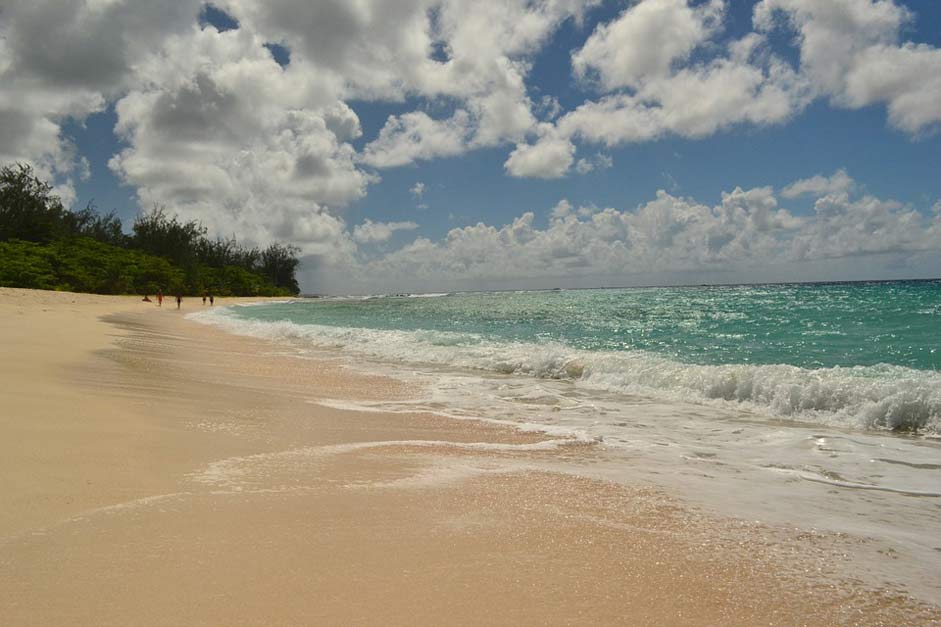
top-left (1, 287), bottom-right (938, 625)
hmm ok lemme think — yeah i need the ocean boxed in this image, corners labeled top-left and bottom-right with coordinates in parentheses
top-left (191, 280), bottom-right (941, 600)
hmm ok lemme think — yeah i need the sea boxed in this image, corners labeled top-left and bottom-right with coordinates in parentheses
top-left (191, 280), bottom-right (941, 600)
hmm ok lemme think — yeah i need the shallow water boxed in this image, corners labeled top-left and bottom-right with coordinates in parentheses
top-left (191, 281), bottom-right (941, 602)
top-left (207, 282), bottom-right (941, 432)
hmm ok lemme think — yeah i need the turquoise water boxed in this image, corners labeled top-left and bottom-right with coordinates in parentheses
top-left (207, 281), bottom-right (941, 432)
top-left (238, 281), bottom-right (941, 370)
top-left (195, 281), bottom-right (941, 599)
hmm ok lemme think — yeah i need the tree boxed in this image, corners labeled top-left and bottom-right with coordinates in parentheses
top-left (260, 242), bottom-right (301, 294)
top-left (0, 163), bottom-right (70, 243)
top-left (69, 202), bottom-right (126, 247)
top-left (131, 205), bottom-right (206, 267)
top-left (1, 162), bottom-right (303, 296)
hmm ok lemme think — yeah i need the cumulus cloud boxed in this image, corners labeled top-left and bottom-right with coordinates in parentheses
top-left (754, 0), bottom-right (941, 134)
top-left (550, 199), bottom-right (574, 220)
top-left (352, 219), bottom-right (419, 244)
top-left (360, 110), bottom-right (472, 168)
top-left (782, 169), bottom-right (856, 198)
top-left (504, 125), bottom-right (575, 178)
top-left (0, 0), bottom-right (597, 217)
top-left (500, 4), bottom-right (814, 169)
top-left (327, 179), bottom-right (939, 291)
top-left (574, 153), bottom-right (613, 175)
top-left (0, 0), bottom-right (202, 199)
top-left (790, 193), bottom-right (941, 261)
top-left (556, 30), bottom-right (811, 149)
top-left (508, 0), bottom-right (941, 166)
top-left (537, 95), bottom-right (563, 121)
top-left (107, 25), bottom-right (372, 255)
top-left (410, 181), bottom-right (428, 208)
top-left (344, 0), bottom-right (600, 166)
top-left (572, 0), bottom-right (724, 90)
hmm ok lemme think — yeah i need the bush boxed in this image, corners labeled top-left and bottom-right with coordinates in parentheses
top-left (0, 163), bottom-right (302, 296)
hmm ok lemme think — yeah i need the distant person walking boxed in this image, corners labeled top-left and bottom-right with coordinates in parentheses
top-left (175, 293), bottom-right (182, 309)
top-left (157, 290), bottom-right (164, 307)
top-left (209, 294), bottom-right (214, 306)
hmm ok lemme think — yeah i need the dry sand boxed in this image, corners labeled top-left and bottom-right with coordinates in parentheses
top-left (1, 287), bottom-right (938, 626)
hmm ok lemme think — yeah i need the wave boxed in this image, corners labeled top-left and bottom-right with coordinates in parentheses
top-left (190, 308), bottom-right (941, 434)
top-left (317, 292), bottom-right (451, 301)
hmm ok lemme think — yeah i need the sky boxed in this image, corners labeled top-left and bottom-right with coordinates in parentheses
top-left (1, 0), bottom-right (940, 294)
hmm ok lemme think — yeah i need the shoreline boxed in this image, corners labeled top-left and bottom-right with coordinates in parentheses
top-left (1, 288), bottom-right (938, 625)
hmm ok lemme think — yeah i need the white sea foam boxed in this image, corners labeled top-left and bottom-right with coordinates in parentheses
top-left (230, 299), bottom-right (296, 307)
top-left (188, 303), bottom-right (941, 605)
top-left (311, 397), bottom-right (600, 443)
top-left (190, 308), bottom-right (941, 433)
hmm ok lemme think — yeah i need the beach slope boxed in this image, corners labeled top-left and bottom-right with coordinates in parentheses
top-left (0, 288), bottom-right (936, 625)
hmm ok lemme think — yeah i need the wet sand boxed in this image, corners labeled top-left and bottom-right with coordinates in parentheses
top-left (1, 288), bottom-right (938, 625)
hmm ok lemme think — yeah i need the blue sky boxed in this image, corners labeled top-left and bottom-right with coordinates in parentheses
top-left (3, 0), bottom-right (941, 292)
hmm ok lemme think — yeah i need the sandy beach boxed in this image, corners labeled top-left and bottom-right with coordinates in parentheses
top-left (0, 288), bottom-right (938, 626)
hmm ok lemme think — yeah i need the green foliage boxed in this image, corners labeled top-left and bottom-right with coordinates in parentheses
top-left (132, 205), bottom-right (205, 267)
top-left (69, 203), bottom-right (126, 247)
top-left (0, 163), bottom-right (301, 296)
top-left (0, 164), bottom-right (70, 243)
top-left (260, 242), bottom-right (301, 295)
top-left (0, 240), bottom-right (58, 289)
top-left (0, 237), bottom-right (181, 294)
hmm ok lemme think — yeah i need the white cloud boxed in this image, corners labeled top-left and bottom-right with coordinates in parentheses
top-left (0, 0), bottom-right (598, 209)
top-left (360, 110), bottom-right (472, 168)
top-left (106, 26), bottom-right (373, 257)
top-left (323, 101), bottom-right (363, 142)
top-left (782, 169), bottom-right (856, 198)
top-left (842, 43), bottom-right (941, 134)
top-left (575, 153), bottom-right (613, 175)
top-left (511, 0), bottom-right (940, 164)
top-left (754, 0), bottom-right (941, 134)
top-left (337, 180), bottom-right (939, 291)
top-left (256, 0), bottom-right (599, 168)
top-left (790, 193), bottom-right (941, 261)
top-left (550, 199), bottom-right (573, 219)
top-left (410, 181), bottom-right (428, 209)
top-left (504, 125), bottom-right (575, 178)
top-left (555, 31), bottom-right (811, 148)
top-left (0, 0), bottom-right (202, 200)
top-left (572, 0), bottom-right (724, 90)
top-left (352, 219), bottom-right (419, 244)
top-left (537, 95), bottom-right (563, 121)
top-left (753, 0), bottom-right (909, 96)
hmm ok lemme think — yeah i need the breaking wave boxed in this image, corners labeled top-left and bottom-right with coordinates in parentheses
top-left (191, 308), bottom-right (941, 434)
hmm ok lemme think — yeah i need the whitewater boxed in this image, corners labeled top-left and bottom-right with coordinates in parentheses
top-left (190, 281), bottom-right (941, 602)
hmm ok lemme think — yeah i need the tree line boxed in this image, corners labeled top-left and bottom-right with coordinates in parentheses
top-left (0, 163), bottom-right (300, 296)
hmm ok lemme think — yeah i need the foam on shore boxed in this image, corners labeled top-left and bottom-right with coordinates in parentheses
top-left (191, 307), bottom-right (941, 433)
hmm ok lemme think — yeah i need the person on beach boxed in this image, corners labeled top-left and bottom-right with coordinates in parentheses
top-left (157, 290), bottom-right (164, 307)
top-left (209, 294), bottom-right (214, 306)
top-left (202, 293), bottom-right (207, 305)
top-left (175, 294), bottom-right (182, 309)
